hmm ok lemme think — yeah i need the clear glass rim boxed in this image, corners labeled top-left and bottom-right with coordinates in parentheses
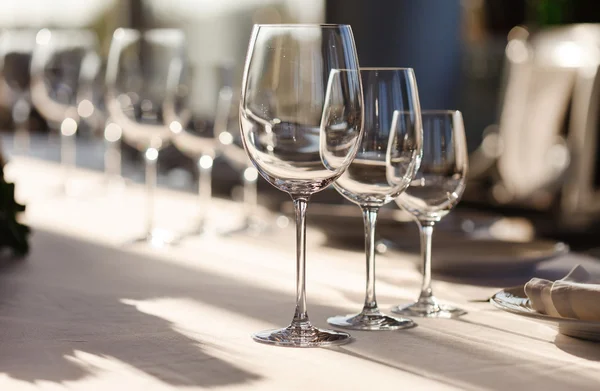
top-left (360, 67), bottom-right (414, 71)
top-left (114, 27), bottom-right (184, 33)
top-left (34, 28), bottom-right (93, 33)
top-left (254, 24), bottom-right (351, 28)
top-left (422, 109), bottom-right (461, 115)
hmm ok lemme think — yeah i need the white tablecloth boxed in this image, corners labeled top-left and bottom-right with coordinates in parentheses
top-left (1, 157), bottom-right (600, 391)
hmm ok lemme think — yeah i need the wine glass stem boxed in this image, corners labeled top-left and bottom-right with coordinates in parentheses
top-left (292, 195), bottom-right (310, 325)
top-left (144, 149), bottom-right (158, 238)
top-left (104, 138), bottom-right (121, 181)
top-left (12, 97), bottom-right (31, 154)
top-left (418, 221), bottom-right (435, 300)
top-left (197, 155), bottom-right (213, 226)
top-left (362, 206), bottom-right (379, 312)
top-left (61, 125), bottom-right (76, 193)
top-left (14, 124), bottom-right (30, 154)
top-left (243, 167), bottom-right (258, 225)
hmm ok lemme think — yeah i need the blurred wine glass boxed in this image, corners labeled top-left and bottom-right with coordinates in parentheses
top-left (0, 30), bottom-right (37, 154)
top-left (240, 24), bottom-right (363, 347)
top-left (30, 28), bottom-right (99, 195)
top-left (105, 28), bottom-right (185, 247)
top-left (214, 78), bottom-right (268, 235)
top-left (164, 60), bottom-right (233, 235)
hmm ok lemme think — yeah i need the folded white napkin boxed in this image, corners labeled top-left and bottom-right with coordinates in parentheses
top-left (524, 265), bottom-right (600, 321)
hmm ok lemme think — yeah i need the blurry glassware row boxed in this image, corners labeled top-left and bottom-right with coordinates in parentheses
top-left (0, 27), bottom-right (266, 244)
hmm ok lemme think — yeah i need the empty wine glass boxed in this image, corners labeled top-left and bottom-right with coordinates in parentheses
top-left (0, 29), bottom-right (36, 154)
top-left (164, 60), bottom-right (231, 235)
top-left (240, 24), bottom-right (363, 347)
top-left (105, 28), bottom-right (185, 246)
top-left (392, 110), bottom-right (469, 318)
top-left (327, 68), bottom-right (422, 330)
top-left (30, 28), bottom-right (99, 195)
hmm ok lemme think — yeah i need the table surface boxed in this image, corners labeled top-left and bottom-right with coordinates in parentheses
top-left (1, 156), bottom-right (600, 391)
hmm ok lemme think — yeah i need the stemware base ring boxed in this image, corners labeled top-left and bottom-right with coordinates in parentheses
top-left (392, 297), bottom-right (466, 319)
top-left (252, 324), bottom-right (351, 347)
top-left (327, 311), bottom-right (415, 331)
top-left (125, 228), bottom-right (180, 248)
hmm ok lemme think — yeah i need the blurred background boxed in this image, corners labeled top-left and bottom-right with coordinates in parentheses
top-left (2, 0), bottom-right (600, 252)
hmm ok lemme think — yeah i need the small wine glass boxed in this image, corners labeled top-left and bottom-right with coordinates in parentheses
top-left (240, 24), bottom-right (364, 347)
top-left (105, 28), bottom-right (185, 246)
top-left (327, 68), bottom-right (422, 330)
top-left (392, 110), bottom-right (469, 318)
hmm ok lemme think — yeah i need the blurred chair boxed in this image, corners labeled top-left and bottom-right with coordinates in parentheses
top-left (490, 24), bottom-right (600, 228)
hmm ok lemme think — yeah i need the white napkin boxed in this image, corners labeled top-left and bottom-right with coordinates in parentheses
top-left (524, 265), bottom-right (600, 321)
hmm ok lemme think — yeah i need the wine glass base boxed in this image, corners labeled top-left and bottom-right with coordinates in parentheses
top-left (220, 218), bottom-right (269, 237)
top-left (64, 176), bottom-right (127, 201)
top-left (327, 311), bottom-right (415, 331)
top-left (178, 221), bottom-right (215, 240)
top-left (126, 228), bottom-right (180, 248)
top-left (252, 324), bottom-right (351, 347)
top-left (392, 298), bottom-right (466, 319)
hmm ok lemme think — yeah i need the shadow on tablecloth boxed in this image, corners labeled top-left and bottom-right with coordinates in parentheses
top-left (0, 229), bottom-right (264, 387)
top-left (1, 229), bottom-right (599, 390)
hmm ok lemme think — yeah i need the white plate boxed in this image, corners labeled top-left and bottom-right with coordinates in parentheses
top-left (431, 239), bottom-right (569, 275)
top-left (491, 286), bottom-right (600, 341)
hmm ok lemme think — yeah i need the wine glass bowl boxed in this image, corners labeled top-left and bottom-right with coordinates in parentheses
top-left (31, 29), bottom-right (98, 125)
top-left (106, 29), bottom-right (184, 151)
top-left (165, 61), bottom-right (233, 158)
top-left (327, 68), bottom-right (422, 331)
top-left (240, 27), bottom-right (363, 196)
top-left (393, 109), bottom-right (469, 318)
top-left (397, 110), bottom-right (467, 222)
top-left (240, 24), bottom-right (363, 347)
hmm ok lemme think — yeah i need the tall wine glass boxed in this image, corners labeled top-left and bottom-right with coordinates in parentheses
top-left (327, 68), bottom-right (422, 330)
top-left (240, 24), bottom-right (363, 347)
top-left (392, 110), bottom-right (468, 318)
top-left (30, 28), bottom-right (99, 195)
top-left (105, 28), bottom-right (185, 246)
